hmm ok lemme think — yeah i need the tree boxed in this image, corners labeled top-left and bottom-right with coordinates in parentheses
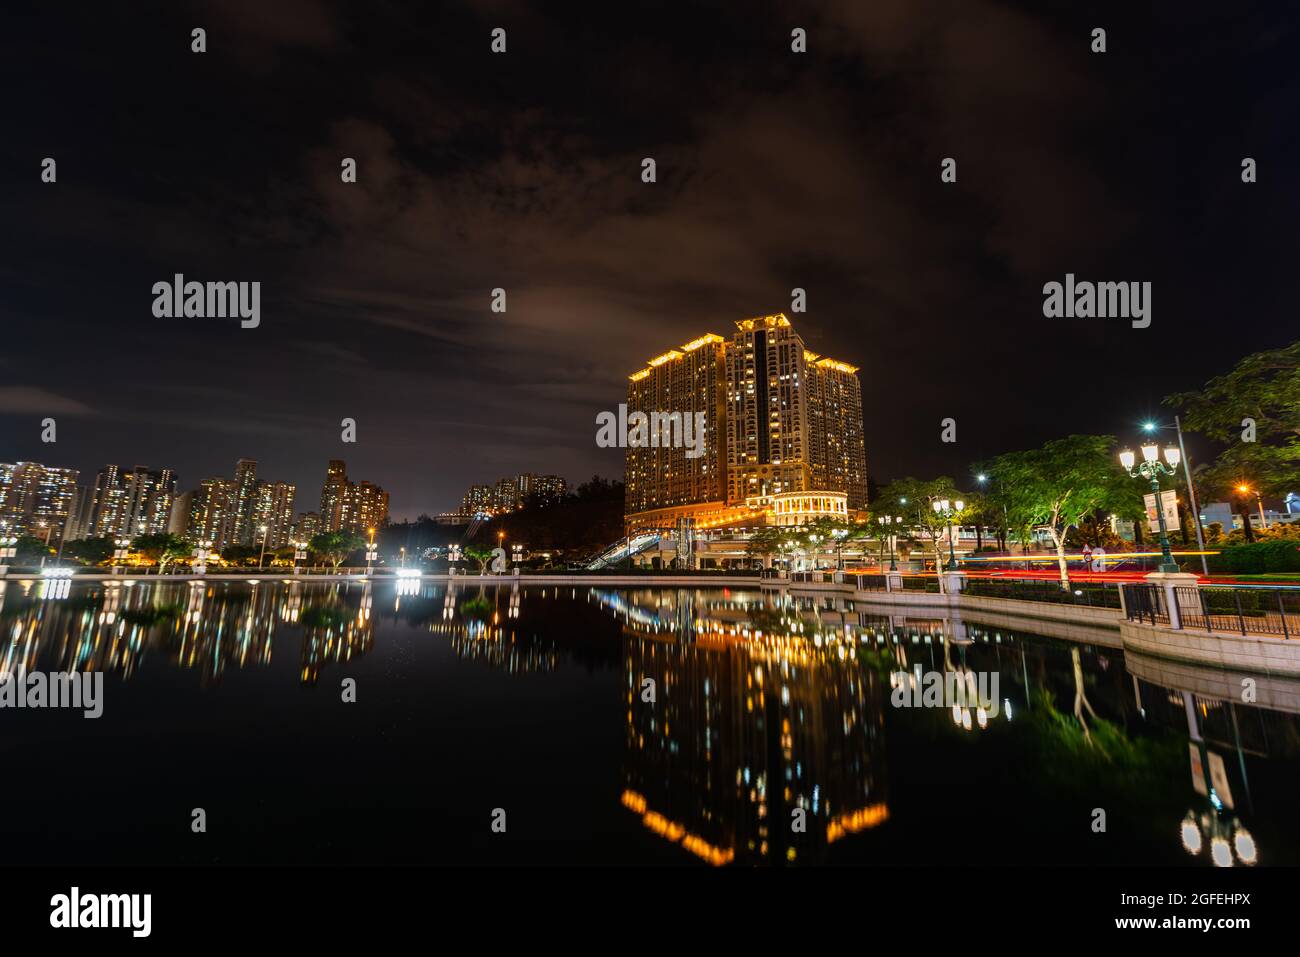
top-left (745, 526), bottom-right (785, 565)
top-left (220, 544), bottom-right (260, 566)
top-left (62, 536), bottom-right (114, 566)
top-left (12, 535), bottom-right (51, 564)
top-left (985, 435), bottom-right (1141, 587)
top-left (309, 531), bottom-right (366, 569)
top-left (131, 533), bottom-right (190, 573)
top-left (463, 545), bottom-right (496, 574)
top-left (879, 477), bottom-right (967, 574)
top-left (1166, 341), bottom-right (1300, 496)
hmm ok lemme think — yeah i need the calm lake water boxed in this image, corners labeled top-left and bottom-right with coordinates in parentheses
top-left (2, 578), bottom-right (1296, 866)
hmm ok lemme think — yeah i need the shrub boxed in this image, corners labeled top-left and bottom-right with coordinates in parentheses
top-left (1207, 540), bottom-right (1300, 574)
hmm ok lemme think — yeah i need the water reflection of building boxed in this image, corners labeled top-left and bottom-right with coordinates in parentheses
top-left (298, 585), bottom-right (375, 686)
top-left (421, 583), bottom-right (558, 675)
top-left (606, 588), bottom-right (889, 865)
top-left (0, 579), bottom-right (377, 688)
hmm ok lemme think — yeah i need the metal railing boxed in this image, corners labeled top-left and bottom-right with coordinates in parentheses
top-left (1121, 584), bottom-right (1171, 626)
top-left (964, 579), bottom-right (1122, 609)
top-left (901, 575), bottom-right (940, 593)
top-left (1175, 586), bottom-right (1299, 638)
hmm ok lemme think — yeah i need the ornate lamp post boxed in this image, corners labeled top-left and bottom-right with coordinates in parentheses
top-left (831, 527), bottom-right (849, 570)
top-left (113, 537), bottom-right (131, 574)
top-left (876, 514), bottom-right (903, 570)
top-left (1120, 442), bottom-right (1181, 573)
top-left (365, 527), bottom-right (379, 574)
top-left (193, 538), bottom-right (213, 576)
top-left (257, 524), bottom-right (269, 570)
top-left (931, 498), bottom-right (965, 570)
top-left (293, 539), bottom-right (308, 574)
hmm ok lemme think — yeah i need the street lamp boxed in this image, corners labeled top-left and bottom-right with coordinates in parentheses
top-left (293, 539), bottom-right (308, 574)
top-left (876, 514), bottom-right (903, 571)
top-left (1144, 418), bottom-right (1209, 575)
top-left (193, 538), bottom-right (213, 576)
top-left (1119, 442), bottom-right (1181, 573)
top-left (1236, 483), bottom-right (1268, 530)
top-left (931, 499), bottom-right (965, 570)
top-left (113, 537), bottom-right (131, 574)
top-left (831, 527), bottom-right (849, 570)
top-left (365, 527), bottom-right (378, 574)
top-left (258, 524), bottom-right (269, 570)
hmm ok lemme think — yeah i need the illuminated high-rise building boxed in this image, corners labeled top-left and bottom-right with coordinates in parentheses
top-left (83, 464), bottom-right (176, 539)
top-left (189, 478), bottom-right (236, 550)
top-left (230, 458), bottom-right (259, 545)
top-left (455, 474), bottom-right (566, 517)
top-left (319, 460), bottom-right (349, 532)
top-left (624, 314), bottom-right (867, 531)
top-left (293, 511), bottom-right (322, 544)
top-left (461, 484), bottom-right (494, 517)
top-left (318, 461), bottom-right (388, 533)
top-left (121, 466), bottom-right (177, 537)
top-left (0, 461), bottom-right (80, 544)
top-left (624, 333), bottom-right (729, 525)
top-left (342, 480), bottom-right (388, 533)
top-left (253, 481), bottom-right (296, 549)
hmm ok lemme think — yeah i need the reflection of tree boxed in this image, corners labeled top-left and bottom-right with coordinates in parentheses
top-left (1071, 646), bottom-right (1102, 749)
top-left (1022, 686), bottom-right (1182, 794)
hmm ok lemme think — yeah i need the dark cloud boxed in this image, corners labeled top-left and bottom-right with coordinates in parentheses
top-left (1, 2), bottom-right (1295, 517)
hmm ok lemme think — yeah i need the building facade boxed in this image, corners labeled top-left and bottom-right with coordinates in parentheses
top-left (317, 461), bottom-right (388, 533)
top-left (0, 461), bottom-right (80, 545)
top-left (254, 481), bottom-right (297, 549)
top-left (457, 473), bottom-right (567, 517)
top-left (624, 313), bottom-right (868, 532)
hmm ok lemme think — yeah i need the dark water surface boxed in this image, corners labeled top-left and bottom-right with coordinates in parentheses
top-left (2, 578), bottom-right (1295, 866)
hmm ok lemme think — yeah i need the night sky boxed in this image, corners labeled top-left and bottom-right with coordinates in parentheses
top-left (2, 2), bottom-right (1296, 519)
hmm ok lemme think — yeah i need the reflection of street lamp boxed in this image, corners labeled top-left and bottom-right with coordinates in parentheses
top-left (931, 499), bottom-right (965, 570)
top-left (1179, 810), bottom-right (1257, 867)
top-left (1120, 443), bottom-right (1181, 573)
top-left (0, 532), bottom-right (17, 575)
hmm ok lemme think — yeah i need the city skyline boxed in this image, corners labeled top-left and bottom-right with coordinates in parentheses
top-left (2, 4), bottom-right (1295, 520)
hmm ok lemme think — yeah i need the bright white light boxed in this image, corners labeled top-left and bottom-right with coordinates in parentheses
top-left (1180, 818), bottom-right (1202, 855)
top-left (396, 568), bottom-right (421, 578)
top-left (1210, 837), bottom-right (1233, 867)
top-left (1234, 828), bottom-right (1257, 864)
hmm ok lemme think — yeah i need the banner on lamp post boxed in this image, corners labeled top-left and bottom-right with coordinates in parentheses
top-left (1144, 490), bottom-right (1180, 533)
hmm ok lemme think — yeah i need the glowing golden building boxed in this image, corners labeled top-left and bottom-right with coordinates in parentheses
top-left (624, 314), bottom-right (867, 531)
